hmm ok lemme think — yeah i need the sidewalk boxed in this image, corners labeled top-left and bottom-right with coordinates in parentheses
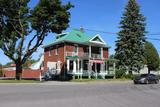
top-left (0, 80), bottom-right (133, 86)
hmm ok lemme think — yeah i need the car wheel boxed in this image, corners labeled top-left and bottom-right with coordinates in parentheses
top-left (155, 80), bottom-right (159, 84)
top-left (134, 81), bottom-right (137, 84)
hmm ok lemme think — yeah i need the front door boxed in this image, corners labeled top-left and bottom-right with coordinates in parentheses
top-left (70, 60), bottom-right (73, 71)
top-left (92, 63), bottom-right (101, 73)
top-left (97, 63), bottom-right (101, 73)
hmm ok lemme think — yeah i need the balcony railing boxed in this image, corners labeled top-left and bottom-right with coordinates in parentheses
top-left (65, 52), bottom-right (78, 57)
top-left (91, 53), bottom-right (101, 59)
top-left (65, 52), bottom-right (102, 59)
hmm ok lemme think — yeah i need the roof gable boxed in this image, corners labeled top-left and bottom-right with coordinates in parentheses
top-left (89, 34), bottom-right (106, 45)
top-left (92, 36), bottom-right (103, 42)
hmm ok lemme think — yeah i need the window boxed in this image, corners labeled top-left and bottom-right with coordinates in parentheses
top-left (49, 48), bottom-right (52, 56)
top-left (86, 47), bottom-right (89, 53)
top-left (55, 45), bottom-right (59, 55)
top-left (74, 45), bottom-right (78, 53)
top-left (41, 61), bottom-right (44, 67)
top-left (99, 48), bottom-right (101, 54)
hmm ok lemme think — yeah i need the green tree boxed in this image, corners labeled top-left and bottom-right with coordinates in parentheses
top-left (144, 41), bottom-right (159, 74)
top-left (108, 54), bottom-right (115, 67)
top-left (0, 0), bottom-right (73, 80)
top-left (115, 0), bottom-right (146, 74)
top-left (159, 58), bottom-right (160, 70)
top-left (109, 54), bottom-right (115, 59)
top-left (4, 62), bottom-right (13, 68)
top-left (0, 63), bottom-right (3, 76)
top-left (22, 57), bottom-right (38, 69)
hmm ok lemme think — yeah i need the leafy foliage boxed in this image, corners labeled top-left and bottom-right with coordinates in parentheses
top-left (144, 41), bottom-right (159, 73)
top-left (115, 68), bottom-right (126, 78)
top-left (4, 62), bottom-right (13, 68)
top-left (115, 0), bottom-right (146, 74)
top-left (109, 54), bottom-right (115, 59)
top-left (0, 0), bottom-right (73, 80)
top-left (0, 63), bottom-right (3, 76)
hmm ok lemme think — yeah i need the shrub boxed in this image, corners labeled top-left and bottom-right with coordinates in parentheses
top-left (124, 74), bottom-right (134, 79)
top-left (0, 70), bottom-right (4, 77)
top-left (115, 68), bottom-right (126, 78)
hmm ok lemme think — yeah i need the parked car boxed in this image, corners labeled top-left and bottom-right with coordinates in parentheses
top-left (42, 68), bottom-right (58, 81)
top-left (133, 74), bottom-right (159, 84)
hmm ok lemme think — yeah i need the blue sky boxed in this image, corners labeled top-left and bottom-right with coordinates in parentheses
top-left (0, 0), bottom-right (160, 65)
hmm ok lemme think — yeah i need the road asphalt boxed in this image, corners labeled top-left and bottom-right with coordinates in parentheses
top-left (0, 81), bottom-right (160, 107)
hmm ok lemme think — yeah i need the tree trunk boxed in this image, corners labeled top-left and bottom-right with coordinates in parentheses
top-left (15, 63), bottom-right (22, 80)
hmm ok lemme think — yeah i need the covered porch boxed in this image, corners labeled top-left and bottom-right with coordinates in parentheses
top-left (66, 57), bottom-right (116, 79)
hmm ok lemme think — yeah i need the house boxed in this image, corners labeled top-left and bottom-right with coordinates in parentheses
top-left (30, 55), bottom-right (44, 70)
top-left (43, 29), bottom-right (114, 79)
top-left (3, 63), bottom-right (16, 71)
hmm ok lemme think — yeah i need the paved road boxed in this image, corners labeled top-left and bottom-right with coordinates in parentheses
top-left (0, 81), bottom-right (160, 107)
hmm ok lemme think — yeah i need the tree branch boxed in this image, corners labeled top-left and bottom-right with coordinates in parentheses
top-left (1, 43), bottom-right (16, 62)
top-left (22, 28), bottom-right (46, 64)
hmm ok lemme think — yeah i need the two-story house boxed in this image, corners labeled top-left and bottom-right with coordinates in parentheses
top-left (43, 29), bottom-right (111, 79)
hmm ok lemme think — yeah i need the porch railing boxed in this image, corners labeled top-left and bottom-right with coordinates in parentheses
top-left (67, 70), bottom-right (115, 77)
top-left (65, 52), bottom-right (102, 59)
top-left (65, 52), bottom-right (78, 57)
top-left (91, 53), bottom-right (101, 59)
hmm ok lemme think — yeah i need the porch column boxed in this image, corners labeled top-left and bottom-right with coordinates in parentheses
top-left (67, 59), bottom-right (70, 72)
top-left (77, 59), bottom-right (80, 79)
top-left (88, 62), bottom-right (91, 79)
top-left (89, 45), bottom-right (91, 58)
top-left (80, 60), bottom-right (83, 80)
top-left (100, 63), bottom-right (103, 72)
top-left (95, 63), bottom-right (98, 79)
top-left (73, 60), bottom-right (76, 73)
top-left (77, 59), bottom-right (80, 71)
top-left (101, 47), bottom-right (103, 59)
top-left (101, 63), bottom-right (105, 79)
top-left (108, 60), bottom-right (110, 74)
top-left (105, 61), bottom-right (108, 74)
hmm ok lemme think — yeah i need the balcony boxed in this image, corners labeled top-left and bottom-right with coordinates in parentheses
top-left (65, 52), bottom-right (102, 59)
top-left (91, 53), bottom-right (101, 59)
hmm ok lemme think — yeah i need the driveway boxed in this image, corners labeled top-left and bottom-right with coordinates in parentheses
top-left (0, 81), bottom-right (160, 107)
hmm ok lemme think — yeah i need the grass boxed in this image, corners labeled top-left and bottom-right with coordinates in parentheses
top-left (0, 80), bottom-right (42, 83)
top-left (70, 78), bottom-right (131, 83)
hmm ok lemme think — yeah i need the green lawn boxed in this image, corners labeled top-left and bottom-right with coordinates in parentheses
top-left (0, 80), bottom-right (42, 83)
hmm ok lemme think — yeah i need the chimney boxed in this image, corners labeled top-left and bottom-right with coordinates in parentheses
top-left (80, 27), bottom-right (84, 33)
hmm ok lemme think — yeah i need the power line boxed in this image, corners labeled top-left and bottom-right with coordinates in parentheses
top-left (70, 27), bottom-right (160, 41)
top-left (84, 28), bottom-right (117, 35)
top-left (83, 28), bottom-right (160, 36)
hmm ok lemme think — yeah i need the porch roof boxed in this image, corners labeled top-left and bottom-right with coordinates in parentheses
top-left (66, 56), bottom-right (79, 59)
